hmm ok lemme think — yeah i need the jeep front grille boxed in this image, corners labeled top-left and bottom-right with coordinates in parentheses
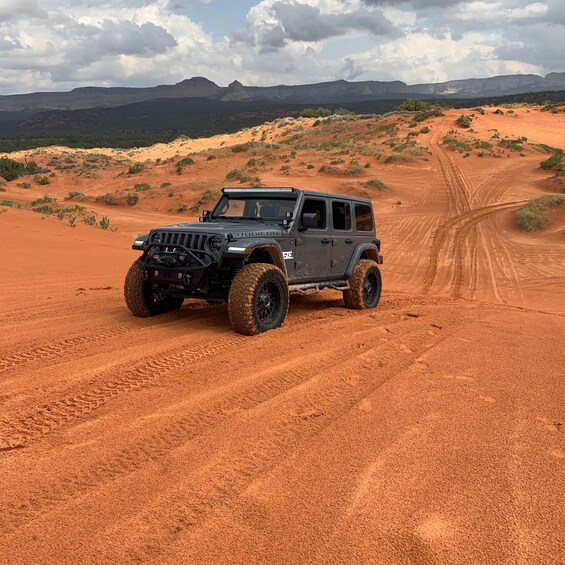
top-left (150, 231), bottom-right (208, 251)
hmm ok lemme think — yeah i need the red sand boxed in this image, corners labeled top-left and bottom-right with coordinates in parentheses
top-left (1, 108), bottom-right (564, 564)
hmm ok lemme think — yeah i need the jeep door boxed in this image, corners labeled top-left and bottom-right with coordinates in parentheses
top-left (330, 199), bottom-right (354, 276)
top-left (293, 197), bottom-right (332, 280)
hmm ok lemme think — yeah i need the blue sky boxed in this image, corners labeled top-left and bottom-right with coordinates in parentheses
top-left (0, 0), bottom-right (563, 95)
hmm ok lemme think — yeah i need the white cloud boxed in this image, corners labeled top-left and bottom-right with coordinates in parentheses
top-left (0, 0), bottom-right (562, 95)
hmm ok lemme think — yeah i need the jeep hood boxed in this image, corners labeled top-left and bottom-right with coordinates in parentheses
top-left (150, 221), bottom-right (284, 240)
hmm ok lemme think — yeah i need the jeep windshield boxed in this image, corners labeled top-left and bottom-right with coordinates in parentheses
top-left (211, 195), bottom-right (297, 222)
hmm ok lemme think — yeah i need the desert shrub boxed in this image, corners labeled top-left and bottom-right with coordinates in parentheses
top-left (207, 154), bottom-right (217, 161)
top-left (127, 194), bottom-right (139, 206)
top-left (34, 175), bottom-right (50, 185)
top-left (396, 99), bottom-right (430, 112)
top-left (65, 191), bottom-right (84, 200)
top-left (420, 126), bottom-right (430, 134)
top-left (128, 163), bottom-right (144, 174)
top-left (175, 157), bottom-right (195, 174)
top-left (414, 109), bottom-right (444, 122)
top-left (456, 115), bottom-right (473, 128)
top-left (32, 205), bottom-right (54, 215)
top-left (160, 182), bottom-right (171, 188)
top-left (31, 195), bottom-right (56, 206)
top-left (319, 165), bottom-right (340, 175)
top-left (96, 193), bottom-right (120, 205)
top-left (226, 168), bottom-right (243, 181)
top-left (68, 216), bottom-right (77, 227)
top-left (515, 196), bottom-right (565, 231)
top-left (177, 204), bottom-right (188, 213)
top-left (231, 144), bottom-right (250, 153)
top-left (363, 178), bottom-right (388, 191)
top-left (300, 107), bottom-right (333, 118)
top-left (83, 215), bottom-right (96, 225)
top-left (306, 164), bottom-right (315, 169)
top-left (99, 216), bottom-right (111, 230)
top-left (474, 140), bottom-right (493, 150)
top-left (443, 137), bottom-right (472, 152)
top-left (190, 189), bottom-right (217, 213)
top-left (0, 157), bottom-right (38, 181)
top-left (1, 199), bottom-right (16, 207)
top-left (493, 108), bottom-right (504, 115)
top-left (280, 165), bottom-right (291, 174)
top-left (539, 147), bottom-right (564, 170)
top-left (134, 183), bottom-right (151, 192)
top-left (499, 137), bottom-right (527, 152)
top-left (344, 164), bottom-right (364, 176)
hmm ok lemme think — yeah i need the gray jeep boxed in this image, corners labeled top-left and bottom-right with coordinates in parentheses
top-left (124, 187), bottom-right (383, 335)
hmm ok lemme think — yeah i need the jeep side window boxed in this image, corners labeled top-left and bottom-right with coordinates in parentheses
top-left (355, 204), bottom-right (373, 231)
top-left (332, 201), bottom-right (351, 231)
top-left (301, 198), bottom-right (326, 229)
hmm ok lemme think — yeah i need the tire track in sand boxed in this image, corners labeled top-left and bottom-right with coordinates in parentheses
top-left (0, 305), bottom-right (226, 375)
top-left (0, 304), bottom-right (347, 450)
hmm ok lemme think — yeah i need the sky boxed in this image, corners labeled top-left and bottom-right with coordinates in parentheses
top-left (0, 0), bottom-right (564, 95)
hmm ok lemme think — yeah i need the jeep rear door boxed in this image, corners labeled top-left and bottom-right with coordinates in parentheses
top-left (330, 199), bottom-right (354, 276)
top-left (293, 197), bottom-right (332, 280)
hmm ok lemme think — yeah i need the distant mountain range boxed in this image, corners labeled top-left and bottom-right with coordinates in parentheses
top-left (1, 72), bottom-right (565, 114)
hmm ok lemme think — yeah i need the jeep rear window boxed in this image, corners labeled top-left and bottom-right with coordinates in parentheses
top-left (355, 204), bottom-right (373, 231)
top-left (212, 196), bottom-right (296, 220)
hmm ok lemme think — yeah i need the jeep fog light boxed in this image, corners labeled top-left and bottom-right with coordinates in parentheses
top-left (210, 235), bottom-right (224, 252)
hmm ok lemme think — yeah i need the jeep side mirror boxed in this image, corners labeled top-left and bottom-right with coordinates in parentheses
top-left (199, 210), bottom-right (211, 223)
top-left (301, 212), bottom-right (318, 229)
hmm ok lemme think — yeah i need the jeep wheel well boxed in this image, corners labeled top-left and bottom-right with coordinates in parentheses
top-left (360, 248), bottom-right (379, 263)
top-left (247, 245), bottom-right (286, 275)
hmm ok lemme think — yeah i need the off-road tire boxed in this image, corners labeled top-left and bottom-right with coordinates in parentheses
top-left (124, 261), bottom-right (184, 317)
top-left (228, 263), bottom-right (289, 335)
top-left (343, 259), bottom-right (382, 310)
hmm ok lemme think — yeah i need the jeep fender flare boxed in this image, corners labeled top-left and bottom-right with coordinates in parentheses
top-left (232, 238), bottom-right (288, 278)
top-left (345, 243), bottom-right (382, 278)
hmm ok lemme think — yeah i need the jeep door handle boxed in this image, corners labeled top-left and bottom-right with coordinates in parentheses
top-left (344, 238), bottom-right (354, 244)
top-left (321, 238), bottom-right (332, 244)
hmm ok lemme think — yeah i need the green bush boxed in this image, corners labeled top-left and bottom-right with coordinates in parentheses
top-left (456, 115), bottom-right (473, 128)
top-left (99, 216), bottom-right (111, 230)
top-left (134, 183), bottom-right (151, 192)
top-left (96, 193), bottom-right (119, 205)
top-left (300, 107), bottom-right (332, 118)
top-left (31, 195), bottom-right (56, 206)
top-left (420, 126), bottom-right (430, 134)
top-left (515, 196), bottom-right (565, 231)
top-left (128, 163), bottom-right (144, 174)
top-left (0, 157), bottom-right (38, 181)
top-left (64, 191), bottom-right (84, 200)
top-left (226, 168), bottom-right (243, 181)
top-left (396, 100), bottom-right (430, 112)
top-left (160, 182), bottom-right (171, 188)
top-left (83, 215), bottom-right (96, 225)
top-left (127, 194), bottom-right (139, 206)
top-left (34, 175), bottom-right (50, 185)
top-left (363, 178), bottom-right (388, 191)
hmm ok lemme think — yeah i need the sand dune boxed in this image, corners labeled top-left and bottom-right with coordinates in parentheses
top-left (1, 107), bottom-right (564, 564)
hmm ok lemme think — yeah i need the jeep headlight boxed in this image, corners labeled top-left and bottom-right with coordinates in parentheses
top-left (209, 235), bottom-right (224, 252)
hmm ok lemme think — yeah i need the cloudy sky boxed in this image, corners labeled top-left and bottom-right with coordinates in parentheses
top-left (0, 0), bottom-right (563, 95)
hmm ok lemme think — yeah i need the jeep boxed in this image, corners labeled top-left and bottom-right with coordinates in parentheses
top-left (124, 187), bottom-right (383, 335)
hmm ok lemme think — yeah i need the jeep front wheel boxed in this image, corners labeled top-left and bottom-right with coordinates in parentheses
top-left (343, 259), bottom-right (382, 310)
top-left (124, 261), bottom-right (184, 317)
top-left (228, 263), bottom-right (289, 335)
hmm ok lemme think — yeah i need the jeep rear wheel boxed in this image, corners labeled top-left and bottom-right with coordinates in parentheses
top-left (228, 263), bottom-right (289, 335)
top-left (343, 259), bottom-right (382, 310)
top-left (124, 261), bottom-right (184, 317)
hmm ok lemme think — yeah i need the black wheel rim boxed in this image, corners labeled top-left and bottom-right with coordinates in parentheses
top-left (363, 272), bottom-right (378, 306)
top-left (256, 281), bottom-right (281, 325)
